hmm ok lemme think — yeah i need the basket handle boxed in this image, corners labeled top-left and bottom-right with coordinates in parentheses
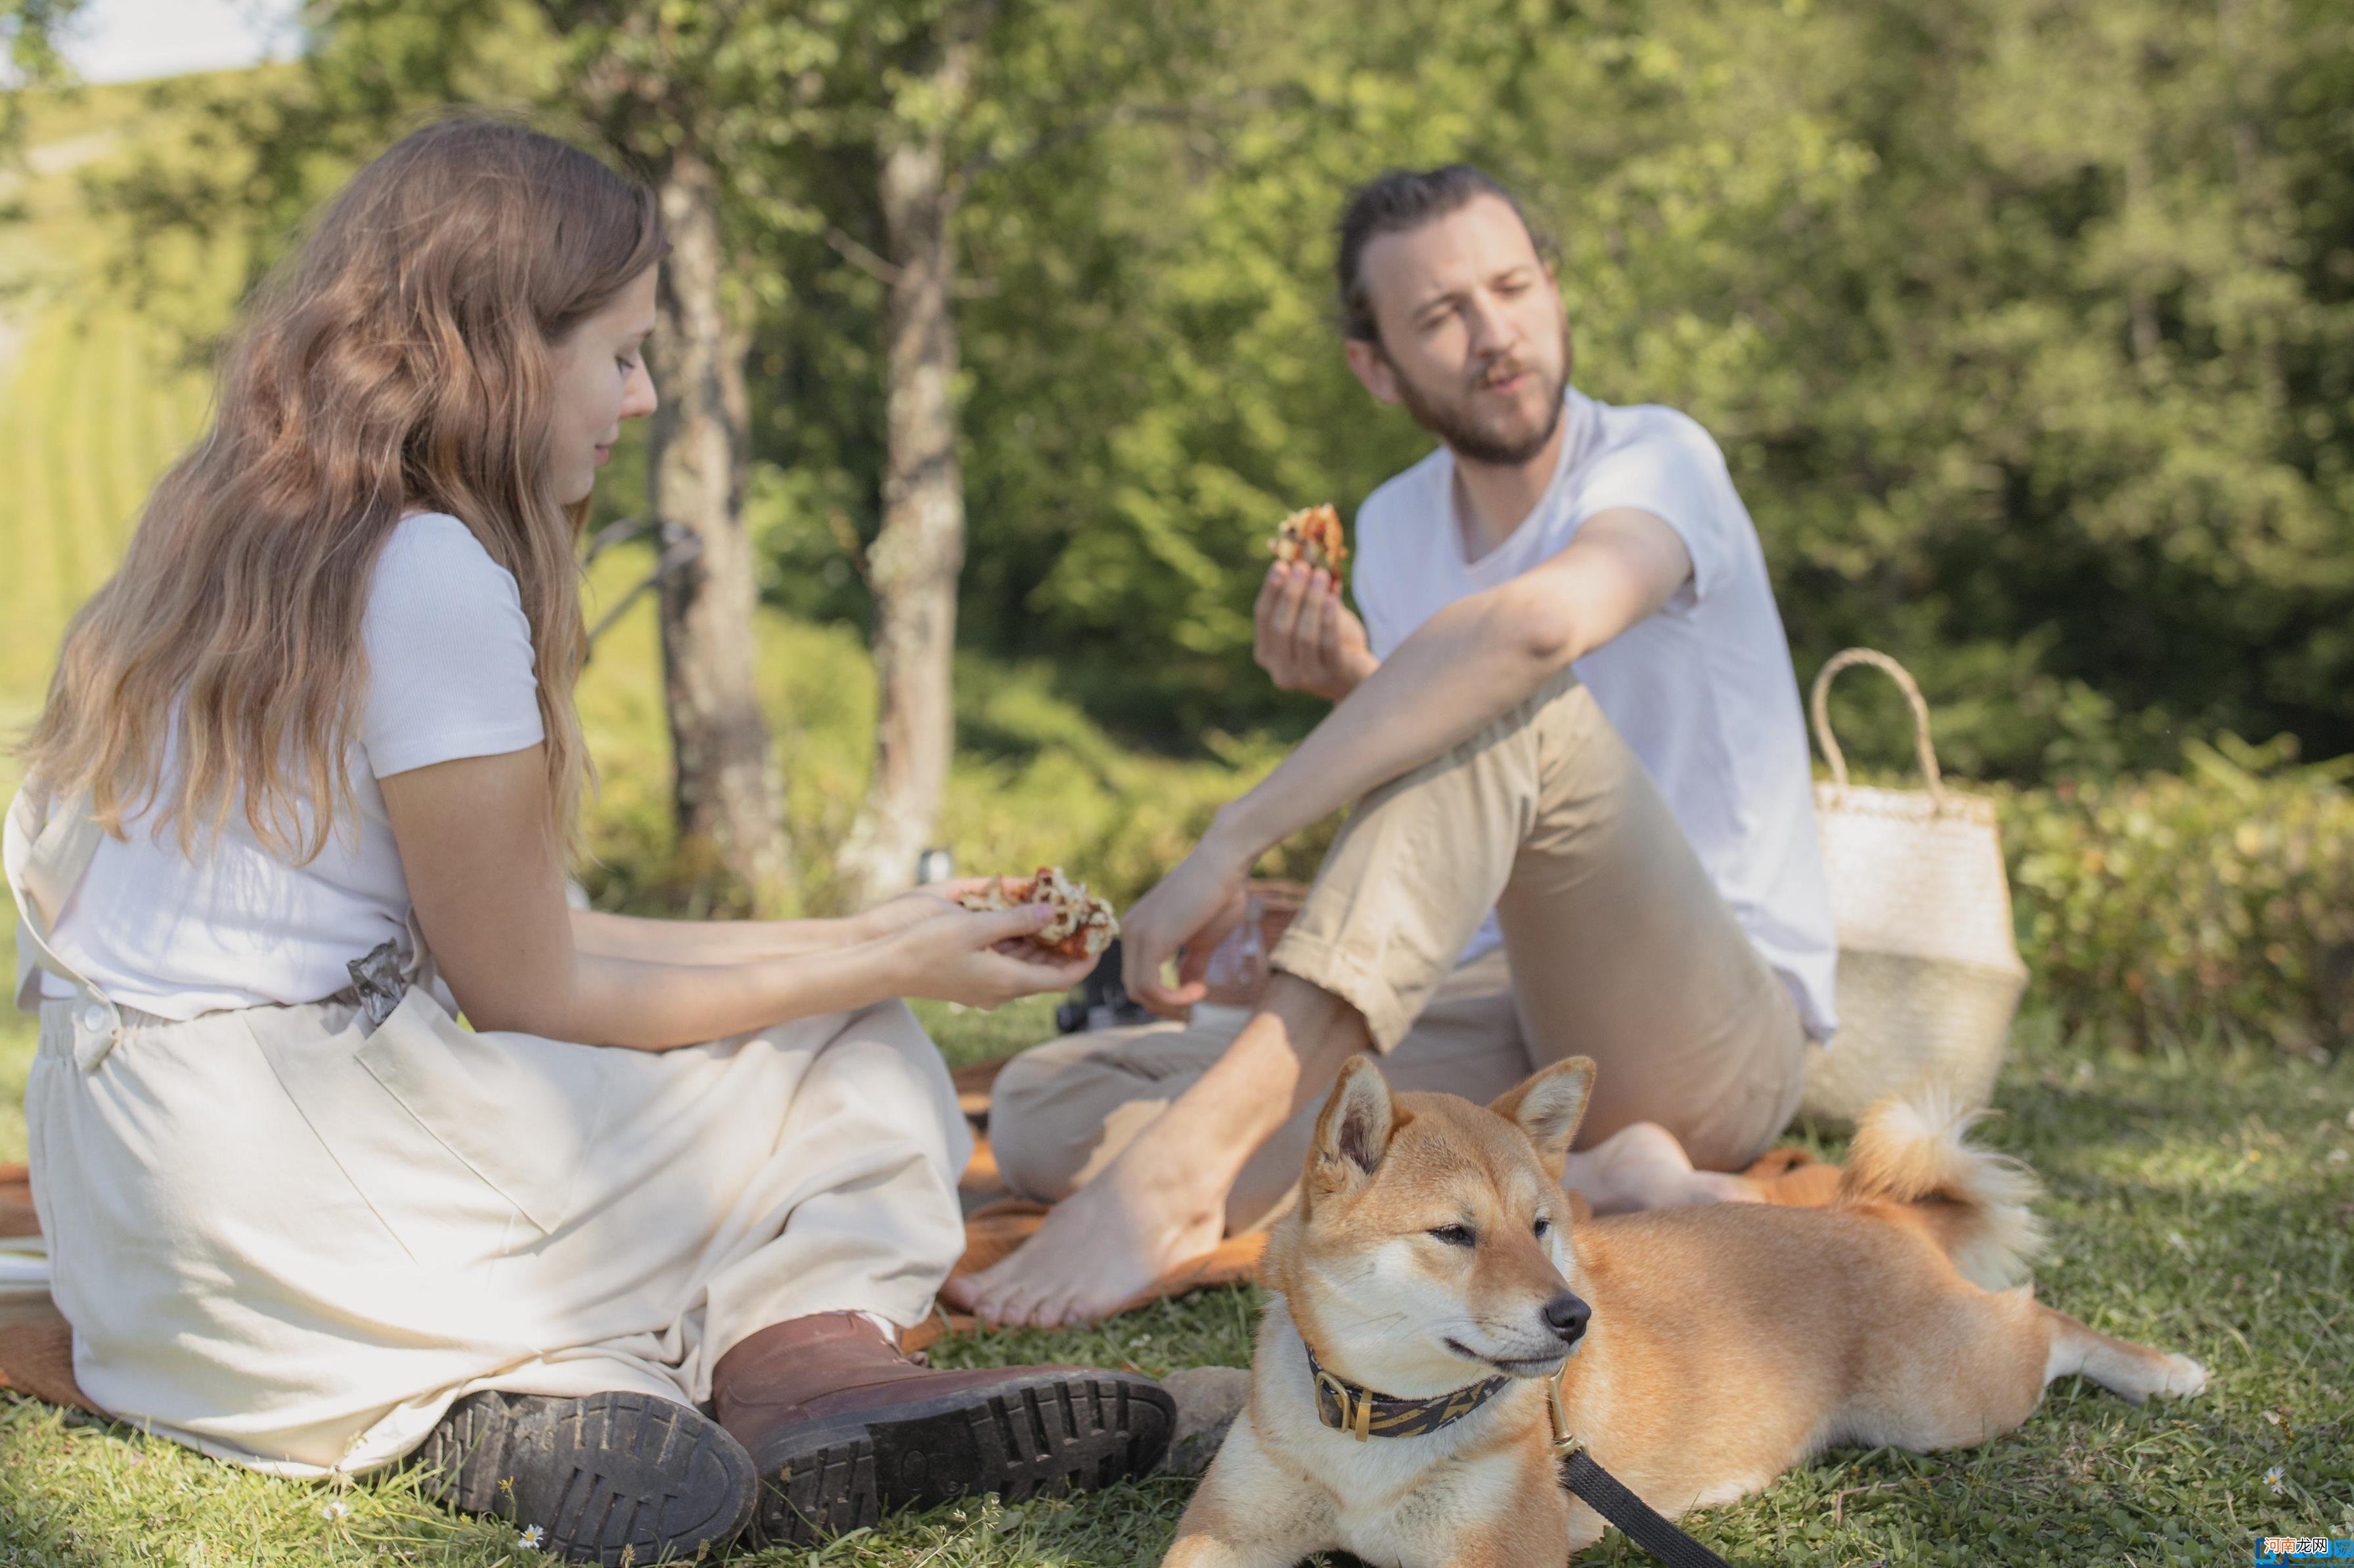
top-left (1809, 648), bottom-right (1945, 804)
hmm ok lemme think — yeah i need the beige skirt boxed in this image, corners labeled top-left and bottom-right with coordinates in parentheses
top-left (24, 984), bottom-right (971, 1477)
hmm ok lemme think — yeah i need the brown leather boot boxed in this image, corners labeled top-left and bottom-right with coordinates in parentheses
top-left (711, 1311), bottom-right (1174, 1548)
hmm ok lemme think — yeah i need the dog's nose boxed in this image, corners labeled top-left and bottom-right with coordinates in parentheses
top-left (1542, 1292), bottom-right (1591, 1343)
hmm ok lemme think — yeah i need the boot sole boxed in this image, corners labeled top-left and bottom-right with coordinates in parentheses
top-left (749, 1370), bottom-right (1175, 1548)
top-left (411, 1388), bottom-right (757, 1564)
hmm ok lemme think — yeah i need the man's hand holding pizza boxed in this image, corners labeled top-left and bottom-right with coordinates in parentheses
top-left (1255, 504), bottom-right (1379, 702)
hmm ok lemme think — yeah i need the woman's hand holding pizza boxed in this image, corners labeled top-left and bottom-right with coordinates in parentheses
top-left (853, 877), bottom-right (1002, 941)
top-left (882, 901), bottom-right (1096, 1009)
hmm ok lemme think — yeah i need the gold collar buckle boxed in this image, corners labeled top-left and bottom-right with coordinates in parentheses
top-left (1318, 1369), bottom-right (1373, 1441)
top-left (1546, 1361), bottom-right (1584, 1460)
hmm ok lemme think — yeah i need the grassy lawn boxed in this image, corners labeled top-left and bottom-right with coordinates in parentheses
top-left (1, 62), bottom-right (2349, 1568)
top-left (1, 1004), bottom-right (2348, 1566)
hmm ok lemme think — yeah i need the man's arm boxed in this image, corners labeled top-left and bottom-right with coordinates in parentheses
top-left (1222, 506), bottom-right (1688, 858)
top-left (1124, 506), bottom-right (1693, 1009)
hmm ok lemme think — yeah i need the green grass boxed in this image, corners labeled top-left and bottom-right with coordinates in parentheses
top-left (1, 1014), bottom-right (2349, 1564)
top-left (3, 62), bottom-right (2350, 1568)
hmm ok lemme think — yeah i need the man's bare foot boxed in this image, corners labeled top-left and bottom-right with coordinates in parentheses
top-left (940, 1125), bottom-right (1228, 1328)
top-left (1563, 1122), bottom-right (1765, 1215)
top-left (946, 977), bottom-right (1367, 1328)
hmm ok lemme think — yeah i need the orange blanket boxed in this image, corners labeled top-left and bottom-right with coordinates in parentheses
top-left (0, 1058), bottom-right (1840, 1410)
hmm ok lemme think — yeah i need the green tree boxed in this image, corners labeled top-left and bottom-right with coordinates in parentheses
top-left (811, 0), bottom-right (1240, 902)
top-left (841, 0), bottom-right (2354, 777)
top-left (54, 0), bottom-right (2354, 900)
top-left (548, 0), bottom-right (851, 912)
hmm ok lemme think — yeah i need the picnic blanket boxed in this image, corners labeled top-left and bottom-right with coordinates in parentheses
top-left (0, 1056), bottom-right (1842, 1413)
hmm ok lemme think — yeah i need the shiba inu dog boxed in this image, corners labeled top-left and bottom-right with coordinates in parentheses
top-left (1164, 1055), bottom-right (2206, 1567)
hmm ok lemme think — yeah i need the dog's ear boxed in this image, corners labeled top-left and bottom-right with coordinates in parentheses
top-left (1491, 1056), bottom-right (1595, 1176)
top-left (1310, 1056), bottom-right (1396, 1194)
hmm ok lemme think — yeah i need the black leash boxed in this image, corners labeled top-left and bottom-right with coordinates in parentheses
top-left (1543, 1359), bottom-right (1737, 1568)
top-left (1555, 1445), bottom-right (1735, 1568)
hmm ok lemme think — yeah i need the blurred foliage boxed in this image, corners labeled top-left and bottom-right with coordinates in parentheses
top-left (8, 0), bottom-right (2351, 1052)
top-left (2003, 736), bottom-right (2354, 1055)
top-left (844, 0), bottom-right (2354, 772)
top-left (60, 0), bottom-right (2354, 778)
top-left (571, 542), bottom-right (1338, 920)
top-left (575, 550), bottom-right (2354, 1062)
top-left (0, 1), bottom-right (83, 157)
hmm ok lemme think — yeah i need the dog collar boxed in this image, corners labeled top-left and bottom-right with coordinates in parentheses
top-left (1302, 1338), bottom-right (1513, 1441)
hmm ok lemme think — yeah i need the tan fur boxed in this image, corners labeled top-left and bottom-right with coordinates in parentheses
top-left (1164, 1058), bottom-right (2206, 1568)
top-left (1834, 1088), bottom-right (2047, 1290)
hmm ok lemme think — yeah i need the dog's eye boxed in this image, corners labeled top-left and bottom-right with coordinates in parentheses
top-left (1533, 1217), bottom-right (1551, 1238)
top-left (1427, 1224), bottom-right (1477, 1248)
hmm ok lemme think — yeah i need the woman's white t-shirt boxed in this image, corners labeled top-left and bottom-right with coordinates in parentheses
top-left (1352, 387), bottom-right (1840, 1042)
top-left (41, 512), bottom-right (546, 1020)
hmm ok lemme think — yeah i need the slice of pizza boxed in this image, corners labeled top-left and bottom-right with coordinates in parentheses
top-left (1269, 503), bottom-right (1348, 575)
top-left (956, 865), bottom-right (1120, 962)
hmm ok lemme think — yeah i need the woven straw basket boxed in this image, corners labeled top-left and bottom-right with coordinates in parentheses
top-left (1798, 649), bottom-right (2028, 1127)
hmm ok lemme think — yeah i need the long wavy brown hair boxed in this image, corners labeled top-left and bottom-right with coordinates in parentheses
top-left (24, 118), bottom-right (665, 860)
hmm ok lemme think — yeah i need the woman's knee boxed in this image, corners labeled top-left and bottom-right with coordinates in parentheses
top-left (823, 998), bottom-right (966, 1131)
top-left (848, 996), bottom-right (935, 1060)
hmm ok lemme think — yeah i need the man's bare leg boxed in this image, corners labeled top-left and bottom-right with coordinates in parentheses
top-left (942, 976), bottom-right (1367, 1328)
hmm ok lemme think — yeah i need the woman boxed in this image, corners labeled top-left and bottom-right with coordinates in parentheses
top-left (4, 119), bottom-right (1170, 1563)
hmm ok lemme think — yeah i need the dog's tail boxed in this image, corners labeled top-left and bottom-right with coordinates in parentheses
top-left (1835, 1087), bottom-right (2046, 1290)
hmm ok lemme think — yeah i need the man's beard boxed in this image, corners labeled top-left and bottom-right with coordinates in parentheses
top-left (1387, 326), bottom-right (1574, 467)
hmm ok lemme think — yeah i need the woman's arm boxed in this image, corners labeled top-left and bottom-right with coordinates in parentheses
top-left (383, 749), bottom-right (1089, 1049)
top-left (566, 873), bottom-right (999, 965)
top-left (569, 908), bottom-right (858, 964)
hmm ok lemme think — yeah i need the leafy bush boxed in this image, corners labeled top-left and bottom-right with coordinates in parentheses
top-left (2003, 736), bottom-right (2354, 1055)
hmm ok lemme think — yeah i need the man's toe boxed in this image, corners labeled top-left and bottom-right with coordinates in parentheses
top-left (985, 1284), bottom-right (1040, 1327)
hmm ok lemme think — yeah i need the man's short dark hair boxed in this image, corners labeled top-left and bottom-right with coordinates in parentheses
top-left (1335, 164), bottom-right (1556, 344)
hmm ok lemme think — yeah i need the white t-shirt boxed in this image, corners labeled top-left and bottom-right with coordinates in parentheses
top-left (1352, 388), bottom-right (1839, 1041)
top-left (40, 512), bottom-right (546, 1020)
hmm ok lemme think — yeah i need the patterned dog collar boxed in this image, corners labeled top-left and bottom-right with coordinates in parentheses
top-left (1303, 1338), bottom-right (1512, 1441)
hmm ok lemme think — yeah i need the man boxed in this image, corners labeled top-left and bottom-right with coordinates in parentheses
top-left (943, 165), bottom-right (1838, 1329)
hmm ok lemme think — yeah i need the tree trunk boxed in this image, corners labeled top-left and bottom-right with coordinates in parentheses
top-left (647, 147), bottom-right (793, 912)
top-left (839, 27), bottom-right (978, 904)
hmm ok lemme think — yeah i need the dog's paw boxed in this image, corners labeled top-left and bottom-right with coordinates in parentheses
top-left (2155, 1353), bottom-right (2208, 1399)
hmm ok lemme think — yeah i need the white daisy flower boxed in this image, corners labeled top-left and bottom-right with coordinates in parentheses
top-left (321, 1498), bottom-right (350, 1521)
top-left (2264, 1465), bottom-right (2286, 1496)
top-left (518, 1523), bottom-right (546, 1549)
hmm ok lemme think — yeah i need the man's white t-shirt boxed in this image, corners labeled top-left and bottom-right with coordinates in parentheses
top-left (1352, 387), bottom-right (1839, 1041)
top-left (40, 512), bottom-right (546, 1020)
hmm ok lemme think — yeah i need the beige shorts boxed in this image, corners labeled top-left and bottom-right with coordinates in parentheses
top-left (990, 669), bottom-right (1807, 1225)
